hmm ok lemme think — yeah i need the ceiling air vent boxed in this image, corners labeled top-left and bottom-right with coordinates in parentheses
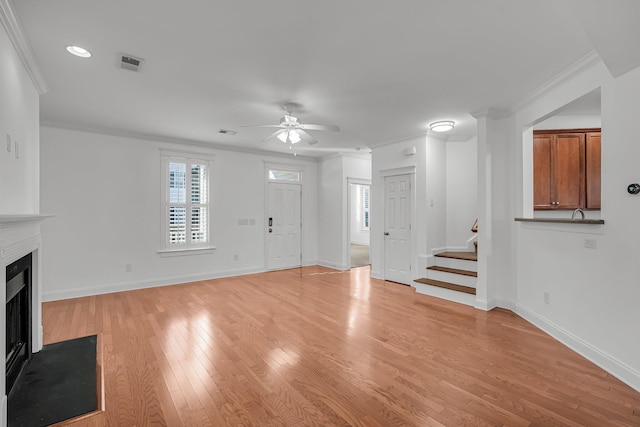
top-left (218, 129), bottom-right (237, 135)
top-left (119, 54), bottom-right (144, 72)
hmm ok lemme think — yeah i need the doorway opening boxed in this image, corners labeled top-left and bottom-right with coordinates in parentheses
top-left (348, 180), bottom-right (371, 268)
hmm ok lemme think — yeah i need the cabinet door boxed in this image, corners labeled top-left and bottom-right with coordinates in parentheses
top-left (586, 132), bottom-right (601, 209)
top-left (533, 134), bottom-right (554, 209)
top-left (554, 133), bottom-right (585, 209)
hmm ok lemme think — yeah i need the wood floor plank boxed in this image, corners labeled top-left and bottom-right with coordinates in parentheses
top-left (41, 266), bottom-right (640, 426)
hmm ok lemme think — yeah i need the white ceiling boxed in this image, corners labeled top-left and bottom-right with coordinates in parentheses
top-left (11, 0), bottom-right (640, 158)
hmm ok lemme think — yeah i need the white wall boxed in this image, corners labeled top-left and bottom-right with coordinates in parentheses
top-left (425, 137), bottom-right (447, 254)
top-left (0, 24), bottom-right (39, 214)
top-left (317, 155), bottom-right (344, 269)
top-left (317, 154), bottom-right (371, 269)
top-left (512, 61), bottom-right (640, 392)
top-left (349, 184), bottom-right (369, 246)
top-left (39, 126), bottom-right (319, 300)
top-left (533, 113), bottom-right (601, 130)
top-left (445, 137), bottom-right (477, 250)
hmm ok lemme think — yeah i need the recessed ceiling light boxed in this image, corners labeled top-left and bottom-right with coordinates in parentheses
top-left (66, 46), bottom-right (92, 58)
top-left (429, 120), bottom-right (455, 132)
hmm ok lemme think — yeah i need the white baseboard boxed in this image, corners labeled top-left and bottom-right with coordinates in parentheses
top-left (495, 297), bottom-right (516, 311)
top-left (42, 267), bottom-right (264, 302)
top-left (431, 246), bottom-right (448, 256)
top-left (474, 298), bottom-right (490, 311)
top-left (317, 260), bottom-right (350, 271)
top-left (514, 302), bottom-right (640, 394)
top-left (370, 269), bottom-right (383, 280)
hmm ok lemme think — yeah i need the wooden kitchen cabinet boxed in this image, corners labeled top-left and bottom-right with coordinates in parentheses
top-left (586, 132), bottom-right (601, 209)
top-left (533, 129), bottom-right (600, 210)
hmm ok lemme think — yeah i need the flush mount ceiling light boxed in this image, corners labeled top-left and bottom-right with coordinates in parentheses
top-left (66, 45), bottom-right (92, 58)
top-left (429, 120), bottom-right (455, 132)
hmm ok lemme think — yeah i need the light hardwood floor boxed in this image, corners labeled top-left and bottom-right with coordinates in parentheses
top-left (43, 266), bottom-right (640, 426)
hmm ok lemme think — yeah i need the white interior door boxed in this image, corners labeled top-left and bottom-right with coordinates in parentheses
top-left (267, 182), bottom-right (301, 270)
top-left (384, 174), bottom-right (412, 284)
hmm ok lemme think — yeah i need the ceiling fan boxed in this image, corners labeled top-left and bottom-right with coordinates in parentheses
top-left (242, 103), bottom-right (340, 145)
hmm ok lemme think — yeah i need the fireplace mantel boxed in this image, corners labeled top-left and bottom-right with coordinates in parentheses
top-left (0, 215), bottom-right (54, 228)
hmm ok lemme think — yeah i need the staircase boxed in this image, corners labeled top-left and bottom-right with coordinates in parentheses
top-left (414, 251), bottom-right (477, 306)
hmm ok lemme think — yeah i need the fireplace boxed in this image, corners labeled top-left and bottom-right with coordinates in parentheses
top-left (5, 253), bottom-right (32, 394)
top-left (0, 214), bottom-right (48, 424)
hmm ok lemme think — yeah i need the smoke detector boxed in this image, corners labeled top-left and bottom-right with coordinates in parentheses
top-left (119, 54), bottom-right (144, 72)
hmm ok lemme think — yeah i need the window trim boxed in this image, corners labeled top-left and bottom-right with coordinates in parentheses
top-left (266, 163), bottom-right (304, 183)
top-left (159, 149), bottom-right (215, 255)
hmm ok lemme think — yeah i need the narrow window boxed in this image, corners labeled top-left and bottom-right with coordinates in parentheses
top-left (362, 186), bottom-right (370, 230)
top-left (268, 169), bottom-right (300, 182)
top-left (161, 153), bottom-right (211, 251)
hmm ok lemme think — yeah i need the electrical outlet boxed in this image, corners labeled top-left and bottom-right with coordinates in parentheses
top-left (584, 239), bottom-right (597, 249)
top-left (125, 264), bottom-right (132, 272)
top-left (544, 292), bottom-right (550, 304)
top-left (429, 198), bottom-right (435, 207)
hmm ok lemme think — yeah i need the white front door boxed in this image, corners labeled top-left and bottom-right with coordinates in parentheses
top-left (267, 182), bottom-right (301, 270)
top-left (384, 174), bottom-right (412, 284)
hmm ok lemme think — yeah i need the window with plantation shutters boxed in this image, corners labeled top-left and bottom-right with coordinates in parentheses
top-left (361, 185), bottom-right (370, 230)
top-left (160, 151), bottom-right (214, 254)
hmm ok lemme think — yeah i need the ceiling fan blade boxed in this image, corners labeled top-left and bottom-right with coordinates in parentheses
top-left (240, 124), bottom-right (284, 129)
top-left (297, 129), bottom-right (318, 145)
top-left (299, 123), bottom-right (340, 132)
top-left (260, 129), bottom-right (287, 143)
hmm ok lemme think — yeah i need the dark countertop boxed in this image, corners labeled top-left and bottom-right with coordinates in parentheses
top-left (514, 217), bottom-right (605, 225)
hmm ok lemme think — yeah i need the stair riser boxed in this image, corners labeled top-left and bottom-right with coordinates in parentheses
top-left (434, 257), bottom-right (477, 272)
top-left (413, 282), bottom-right (476, 307)
top-left (427, 270), bottom-right (477, 288)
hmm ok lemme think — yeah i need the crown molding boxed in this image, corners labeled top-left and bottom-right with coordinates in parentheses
top-left (470, 108), bottom-right (512, 120)
top-left (511, 50), bottom-right (602, 113)
top-left (369, 131), bottom-right (427, 149)
top-left (446, 135), bottom-right (475, 143)
top-left (0, 0), bottom-right (48, 94)
top-left (40, 120), bottom-right (321, 162)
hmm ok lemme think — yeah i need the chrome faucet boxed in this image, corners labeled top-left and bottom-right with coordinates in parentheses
top-left (571, 208), bottom-right (585, 220)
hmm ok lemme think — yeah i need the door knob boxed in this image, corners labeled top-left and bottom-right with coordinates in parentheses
top-left (384, 232), bottom-right (389, 236)
top-left (268, 228), bottom-right (272, 233)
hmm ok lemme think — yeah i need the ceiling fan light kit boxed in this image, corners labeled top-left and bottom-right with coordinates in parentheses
top-left (277, 129), bottom-right (302, 144)
top-left (242, 103), bottom-right (340, 147)
top-left (430, 120), bottom-right (455, 132)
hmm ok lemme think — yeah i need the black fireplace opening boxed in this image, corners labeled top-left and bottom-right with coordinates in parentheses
top-left (5, 252), bottom-right (32, 394)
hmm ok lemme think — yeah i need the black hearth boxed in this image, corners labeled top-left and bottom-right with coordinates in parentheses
top-left (5, 253), bottom-right (32, 394)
